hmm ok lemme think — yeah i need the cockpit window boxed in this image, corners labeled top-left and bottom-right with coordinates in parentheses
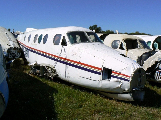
top-left (67, 31), bottom-right (102, 44)
top-left (67, 31), bottom-right (90, 44)
top-left (124, 39), bottom-right (138, 50)
top-left (86, 32), bottom-right (102, 43)
top-left (147, 41), bottom-right (151, 47)
top-left (139, 40), bottom-right (150, 49)
top-left (124, 39), bottom-right (150, 50)
top-left (153, 36), bottom-right (161, 50)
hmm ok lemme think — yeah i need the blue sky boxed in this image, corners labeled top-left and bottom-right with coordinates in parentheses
top-left (0, 0), bottom-right (161, 35)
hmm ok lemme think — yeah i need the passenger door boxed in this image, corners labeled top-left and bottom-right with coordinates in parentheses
top-left (52, 34), bottom-right (67, 79)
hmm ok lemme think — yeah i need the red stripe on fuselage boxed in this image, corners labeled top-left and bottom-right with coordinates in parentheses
top-left (112, 71), bottom-right (130, 78)
top-left (18, 40), bottom-right (131, 78)
top-left (18, 40), bottom-right (102, 71)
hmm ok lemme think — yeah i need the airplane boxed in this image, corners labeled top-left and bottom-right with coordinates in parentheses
top-left (104, 34), bottom-right (161, 82)
top-left (17, 26), bottom-right (146, 101)
top-left (134, 35), bottom-right (161, 51)
top-left (0, 44), bottom-right (9, 118)
top-left (0, 27), bottom-right (21, 60)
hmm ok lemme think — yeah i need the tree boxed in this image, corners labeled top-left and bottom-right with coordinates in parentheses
top-left (104, 30), bottom-right (114, 34)
top-left (89, 25), bottom-right (102, 33)
top-left (99, 30), bottom-right (115, 40)
top-left (89, 25), bottom-right (152, 40)
top-left (128, 31), bottom-right (151, 35)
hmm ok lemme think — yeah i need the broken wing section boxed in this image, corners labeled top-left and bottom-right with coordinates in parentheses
top-left (136, 50), bottom-right (161, 82)
top-left (0, 27), bottom-right (21, 60)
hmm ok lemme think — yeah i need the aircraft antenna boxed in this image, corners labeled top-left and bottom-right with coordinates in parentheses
top-left (116, 30), bottom-right (118, 34)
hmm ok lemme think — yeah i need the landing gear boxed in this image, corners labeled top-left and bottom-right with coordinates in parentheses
top-left (29, 64), bottom-right (57, 80)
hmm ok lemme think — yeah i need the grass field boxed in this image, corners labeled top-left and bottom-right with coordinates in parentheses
top-left (1, 65), bottom-right (161, 120)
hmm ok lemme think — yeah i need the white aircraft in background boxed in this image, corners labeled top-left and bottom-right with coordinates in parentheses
top-left (104, 34), bottom-right (161, 82)
top-left (134, 35), bottom-right (161, 51)
top-left (17, 26), bottom-right (146, 101)
top-left (0, 27), bottom-right (21, 60)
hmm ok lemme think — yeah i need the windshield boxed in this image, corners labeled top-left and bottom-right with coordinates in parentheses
top-left (139, 40), bottom-right (150, 49)
top-left (67, 31), bottom-right (102, 44)
top-left (124, 39), bottom-right (138, 50)
top-left (124, 39), bottom-right (150, 50)
top-left (86, 32), bottom-right (102, 43)
top-left (153, 36), bottom-right (161, 50)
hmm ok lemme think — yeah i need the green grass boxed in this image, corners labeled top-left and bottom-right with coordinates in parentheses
top-left (1, 65), bottom-right (161, 120)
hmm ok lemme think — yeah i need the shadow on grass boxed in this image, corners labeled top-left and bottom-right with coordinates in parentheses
top-left (53, 77), bottom-right (161, 108)
top-left (4, 65), bottom-right (161, 120)
top-left (148, 81), bottom-right (161, 87)
top-left (1, 68), bottom-right (58, 120)
top-left (130, 84), bottom-right (161, 108)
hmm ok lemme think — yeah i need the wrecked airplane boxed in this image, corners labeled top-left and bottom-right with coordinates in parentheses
top-left (135, 35), bottom-right (161, 51)
top-left (0, 27), bottom-right (21, 60)
top-left (104, 34), bottom-right (161, 82)
top-left (0, 44), bottom-right (9, 118)
top-left (17, 26), bottom-right (146, 101)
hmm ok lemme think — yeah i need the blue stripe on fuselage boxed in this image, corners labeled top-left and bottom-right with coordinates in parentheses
top-left (20, 43), bottom-right (101, 75)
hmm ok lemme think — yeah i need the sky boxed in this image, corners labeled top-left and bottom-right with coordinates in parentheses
top-left (0, 0), bottom-right (161, 35)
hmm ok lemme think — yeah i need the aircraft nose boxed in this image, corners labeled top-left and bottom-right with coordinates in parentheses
top-left (130, 68), bottom-right (146, 91)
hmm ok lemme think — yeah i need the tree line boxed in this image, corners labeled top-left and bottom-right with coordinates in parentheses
top-left (89, 25), bottom-right (151, 40)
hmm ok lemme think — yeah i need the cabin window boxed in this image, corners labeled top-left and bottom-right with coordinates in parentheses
top-left (53, 34), bottom-right (61, 45)
top-left (38, 34), bottom-right (43, 44)
top-left (111, 40), bottom-right (120, 49)
top-left (34, 34), bottom-right (38, 43)
top-left (28, 34), bottom-right (31, 42)
top-left (24, 36), bottom-right (26, 41)
top-left (43, 34), bottom-right (48, 44)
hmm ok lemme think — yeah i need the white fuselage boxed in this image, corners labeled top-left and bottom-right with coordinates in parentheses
top-left (17, 27), bottom-right (146, 101)
top-left (104, 34), bottom-right (161, 82)
top-left (135, 35), bottom-right (161, 51)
